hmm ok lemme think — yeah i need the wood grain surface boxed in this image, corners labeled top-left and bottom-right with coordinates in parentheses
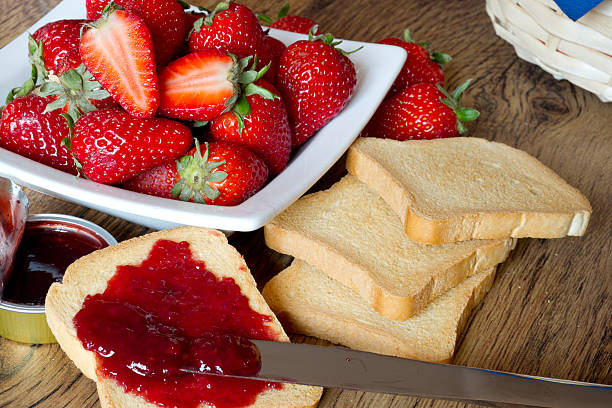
top-left (0, 0), bottom-right (610, 407)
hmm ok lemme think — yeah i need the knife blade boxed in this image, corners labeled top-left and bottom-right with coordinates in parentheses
top-left (181, 340), bottom-right (611, 408)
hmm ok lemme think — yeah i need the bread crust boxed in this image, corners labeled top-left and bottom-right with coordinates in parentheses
top-left (264, 175), bottom-right (514, 320)
top-left (45, 226), bottom-right (322, 408)
top-left (346, 137), bottom-right (592, 244)
top-left (263, 261), bottom-right (497, 363)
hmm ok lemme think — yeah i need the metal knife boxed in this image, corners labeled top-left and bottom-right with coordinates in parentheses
top-left (181, 339), bottom-right (612, 408)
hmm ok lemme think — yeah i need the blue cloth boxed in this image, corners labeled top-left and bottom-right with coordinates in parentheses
top-left (554, 0), bottom-right (604, 20)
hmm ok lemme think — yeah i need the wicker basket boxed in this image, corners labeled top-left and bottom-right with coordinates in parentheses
top-left (486, 0), bottom-right (612, 102)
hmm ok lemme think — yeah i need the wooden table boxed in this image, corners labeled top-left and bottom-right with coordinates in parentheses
top-left (1, 0), bottom-right (610, 407)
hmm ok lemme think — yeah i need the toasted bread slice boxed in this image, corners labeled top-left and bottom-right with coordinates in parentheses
top-left (45, 227), bottom-right (322, 408)
top-left (263, 260), bottom-right (496, 363)
top-left (346, 137), bottom-right (591, 244)
top-left (264, 175), bottom-right (514, 320)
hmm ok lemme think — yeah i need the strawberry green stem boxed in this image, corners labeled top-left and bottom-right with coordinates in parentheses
top-left (307, 26), bottom-right (362, 56)
top-left (172, 140), bottom-right (227, 203)
top-left (438, 80), bottom-right (479, 135)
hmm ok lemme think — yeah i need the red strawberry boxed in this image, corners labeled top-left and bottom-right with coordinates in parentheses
top-left (276, 30), bottom-right (357, 147)
top-left (361, 81), bottom-right (479, 140)
top-left (188, 1), bottom-right (270, 69)
top-left (72, 109), bottom-right (192, 184)
top-left (211, 79), bottom-right (290, 174)
top-left (0, 94), bottom-right (75, 173)
top-left (31, 19), bottom-right (87, 75)
top-left (378, 29), bottom-right (450, 95)
top-left (264, 36), bottom-right (286, 82)
top-left (158, 50), bottom-right (271, 122)
top-left (80, 6), bottom-right (160, 118)
top-left (123, 141), bottom-right (269, 206)
top-left (86, 0), bottom-right (187, 66)
top-left (258, 3), bottom-right (321, 35)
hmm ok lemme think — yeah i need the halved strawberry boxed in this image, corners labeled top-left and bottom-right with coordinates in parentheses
top-left (80, 5), bottom-right (159, 118)
top-left (86, 0), bottom-right (187, 66)
top-left (158, 50), bottom-right (236, 121)
top-left (158, 50), bottom-right (272, 122)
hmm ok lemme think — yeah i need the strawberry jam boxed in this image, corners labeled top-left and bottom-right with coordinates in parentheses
top-left (3, 220), bottom-right (108, 305)
top-left (73, 239), bottom-right (281, 408)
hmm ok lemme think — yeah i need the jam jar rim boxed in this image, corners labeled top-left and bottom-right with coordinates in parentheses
top-left (0, 213), bottom-right (117, 313)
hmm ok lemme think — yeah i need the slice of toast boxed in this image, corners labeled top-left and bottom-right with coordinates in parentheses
top-left (264, 174), bottom-right (514, 320)
top-left (45, 226), bottom-right (322, 408)
top-left (346, 137), bottom-right (592, 244)
top-left (263, 260), bottom-right (496, 363)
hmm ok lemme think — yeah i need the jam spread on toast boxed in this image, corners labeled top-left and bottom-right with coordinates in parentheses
top-left (74, 239), bottom-right (280, 408)
top-left (3, 220), bottom-right (107, 305)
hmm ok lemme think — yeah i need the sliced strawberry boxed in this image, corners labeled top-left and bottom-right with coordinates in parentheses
top-left (159, 50), bottom-right (273, 122)
top-left (158, 50), bottom-right (237, 121)
top-left (86, 0), bottom-right (187, 66)
top-left (123, 141), bottom-right (269, 206)
top-left (80, 6), bottom-right (159, 119)
top-left (72, 108), bottom-right (192, 184)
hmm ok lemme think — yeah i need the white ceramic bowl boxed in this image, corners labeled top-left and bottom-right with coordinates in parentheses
top-left (0, 0), bottom-right (406, 231)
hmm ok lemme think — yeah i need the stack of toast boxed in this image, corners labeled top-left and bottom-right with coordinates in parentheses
top-left (262, 137), bottom-right (591, 363)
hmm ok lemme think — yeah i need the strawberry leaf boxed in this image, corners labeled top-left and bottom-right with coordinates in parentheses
top-left (203, 184), bottom-right (220, 200)
top-left (402, 29), bottom-right (414, 43)
top-left (451, 79), bottom-right (472, 102)
top-left (235, 94), bottom-right (251, 116)
top-left (278, 3), bottom-right (290, 19)
top-left (60, 113), bottom-right (75, 135)
top-left (44, 96), bottom-right (68, 113)
top-left (192, 120), bottom-right (209, 127)
top-left (254, 62), bottom-right (271, 81)
top-left (438, 80), bottom-right (479, 135)
top-left (62, 69), bottom-right (84, 91)
top-left (238, 70), bottom-right (258, 84)
top-left (456, 108), bottom-right (479, 122)
top-left (256, 13), bottom-right (275, 24)
top-left (38, 81), bottom-right (64, 96)
top-left (243, 83), bottom-right (277, 99)
top-left (193, 17), bottom-right (204, 32)
top-left (60, 136), bottom-right (72, 150)
top-left (207, 170), bottom-right (227, 183)
top-left (432, 52), bottom-right (452, 66)
top-left (204, 1), bottom-right (230, 26)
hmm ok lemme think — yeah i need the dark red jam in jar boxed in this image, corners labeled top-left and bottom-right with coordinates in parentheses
top-left (73, 239), bottom-right (282, 408)
top-left (3, 220), bottom-right (109, 305)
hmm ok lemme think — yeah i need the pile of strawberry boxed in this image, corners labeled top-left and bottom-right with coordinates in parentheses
top-left (362, 29), bottom-right (479, 140)
top-left (0, 1), bottom-right (479, 207)
top-left (0, 0), bottom-right (357, 206)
